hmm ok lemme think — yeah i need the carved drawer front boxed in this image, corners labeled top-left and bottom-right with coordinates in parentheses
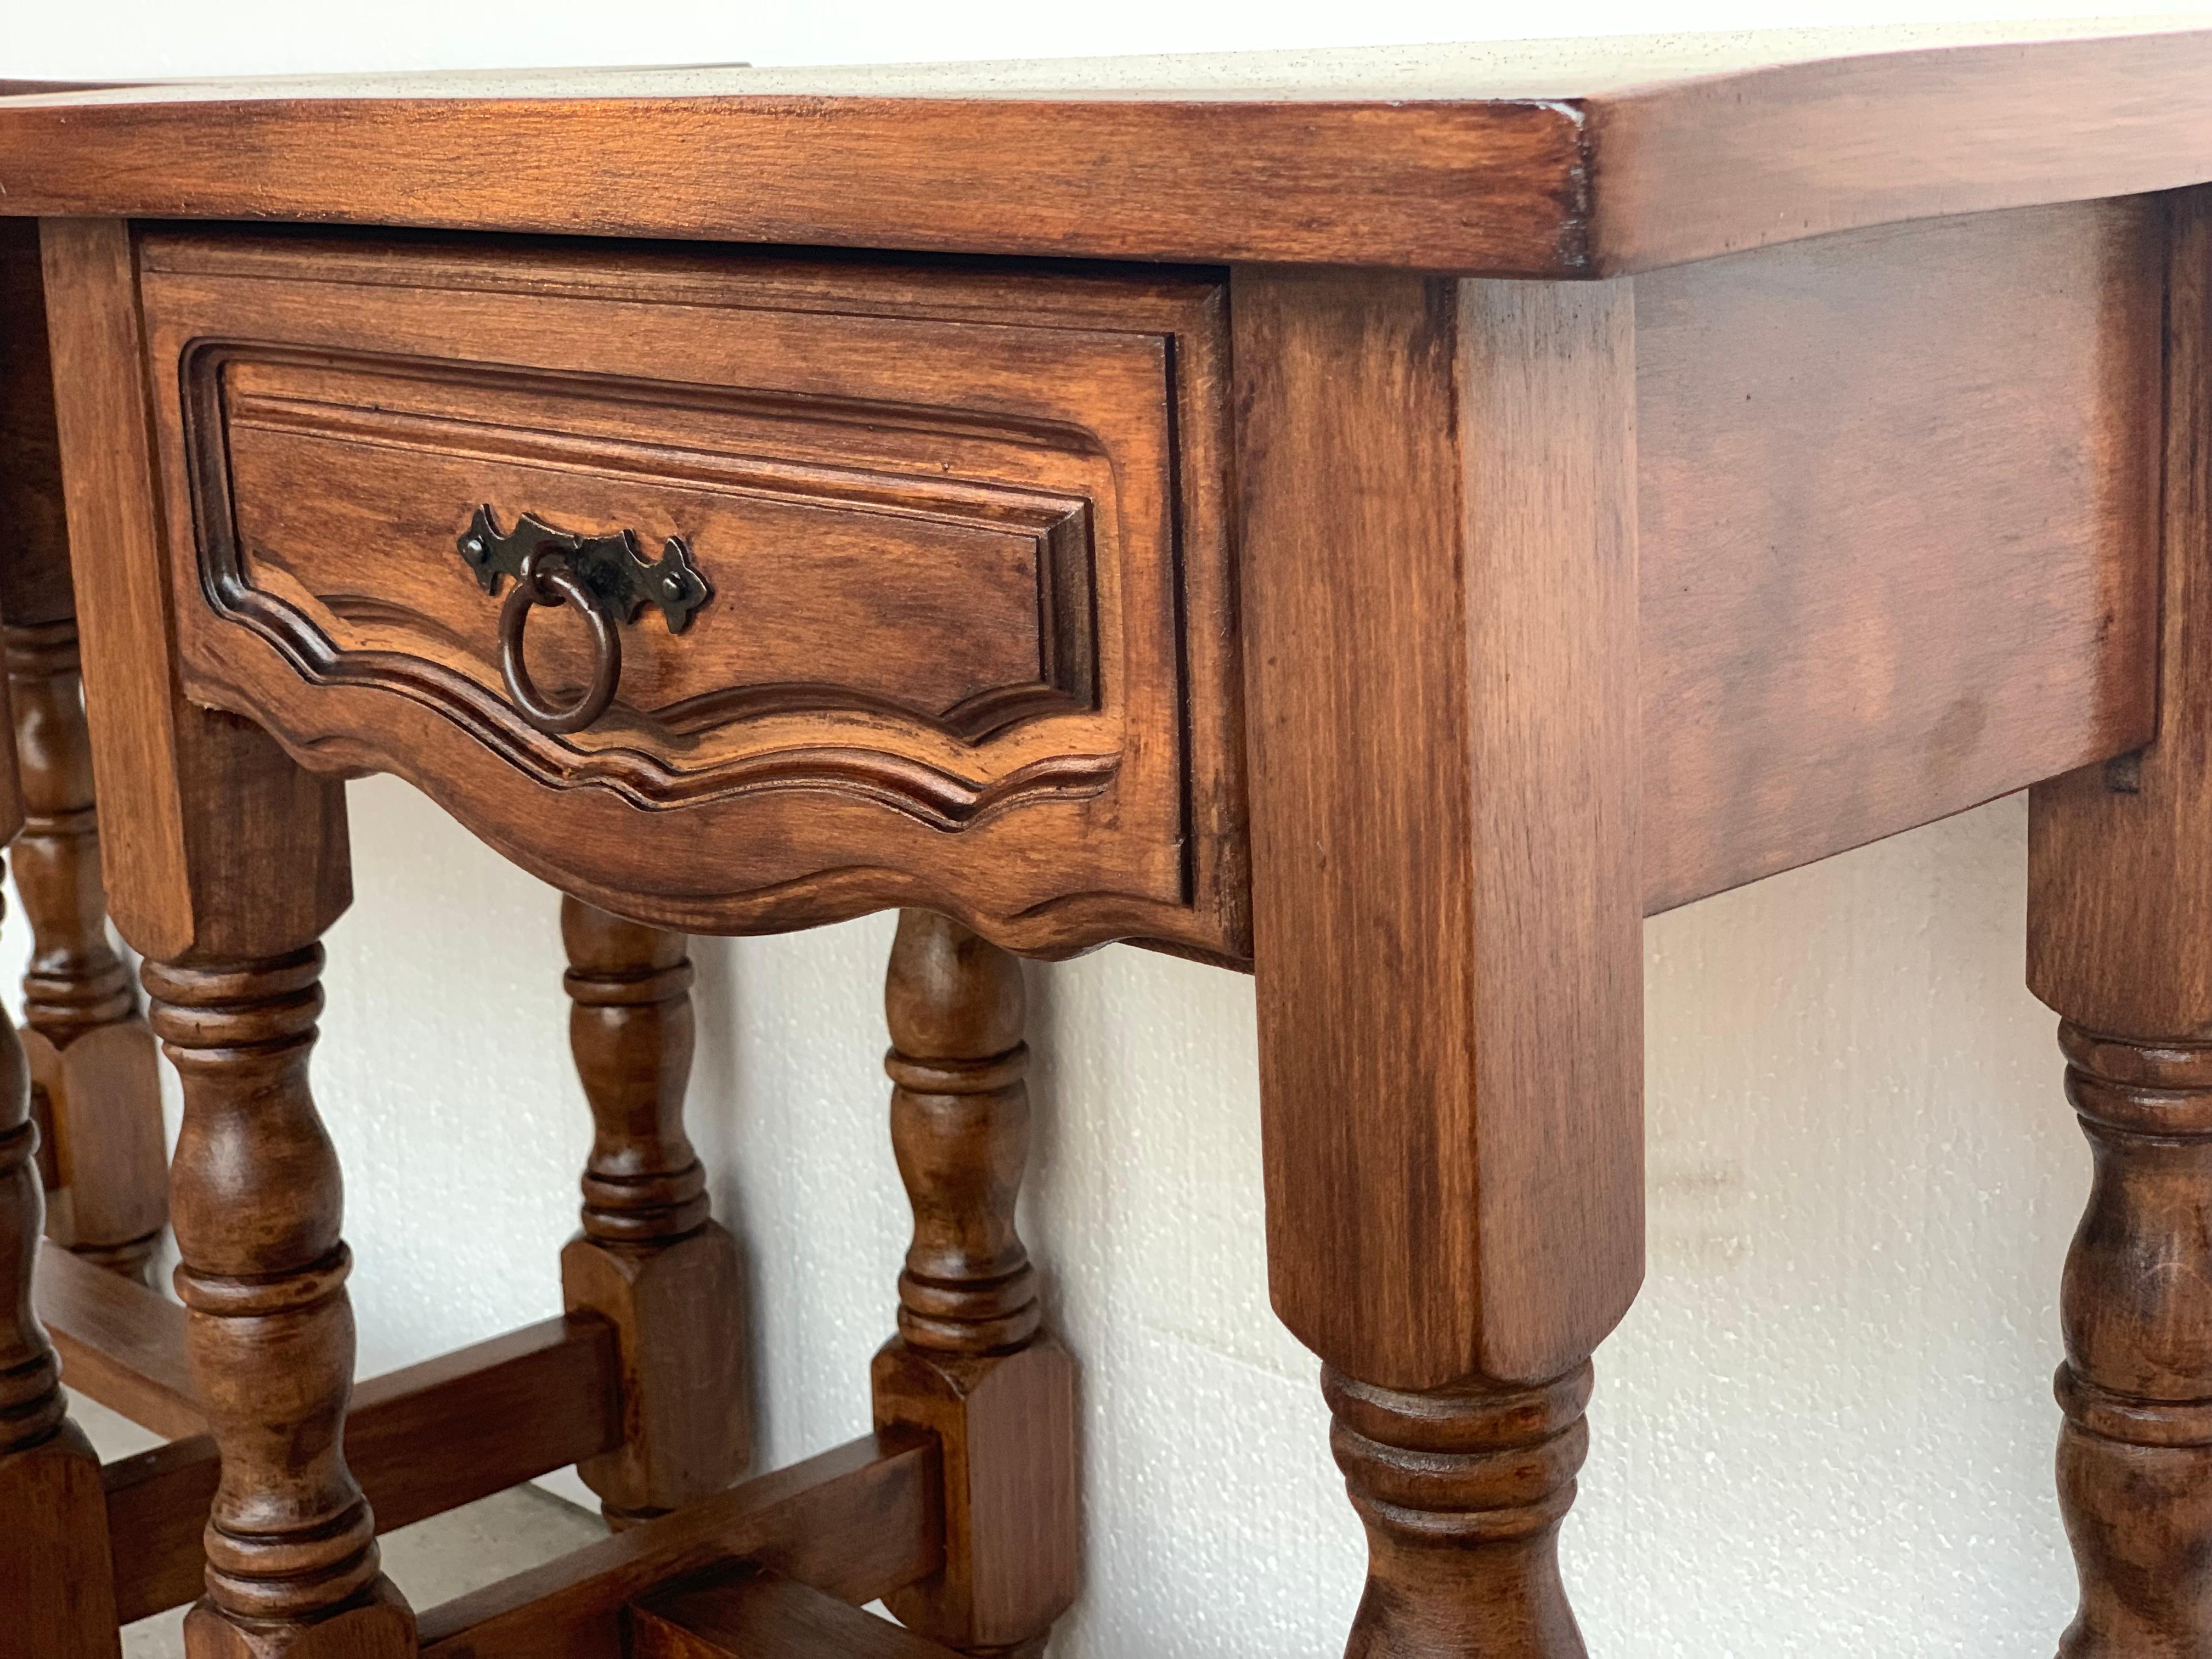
top-left (137, 232), bottom-right (1243, 960)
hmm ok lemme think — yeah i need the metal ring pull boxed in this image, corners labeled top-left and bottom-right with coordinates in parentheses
top-left (498, 550), bottom-right (622, 735)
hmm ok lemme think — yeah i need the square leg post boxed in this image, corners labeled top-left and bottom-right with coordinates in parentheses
top-left (2030, 187), bottom-right (2212, 1656)
top-left (44, 215), bottom-right (410, 1658)
top-left (1235, 268), bottom-right (1644, 1657)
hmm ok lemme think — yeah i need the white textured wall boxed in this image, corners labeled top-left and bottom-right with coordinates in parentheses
top-left (14, 3), bottom-right (2173, 1653)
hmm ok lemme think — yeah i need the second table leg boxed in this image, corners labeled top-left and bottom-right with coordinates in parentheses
top-left (2029, 185), bottom-right (2212, 1659)
top-left (560, 896), bottom-right (749, 1529)
top-left (1234, 266), bottom-right (1643, 1656)
top-left (150, 941), bottom-right (414, 1657)
top-left (872, 910), bottom-right (1077, 1658)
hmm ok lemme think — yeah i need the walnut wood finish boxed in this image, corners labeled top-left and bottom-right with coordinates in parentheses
top-left (872, 911), bottom-right (1076, 1657)
top-left (1236, 267), bottom-right (1642, 1387)
top-left (2029, 185), bottom-right (2212, 1655)
top-left (2, 213), bottom-right (134, 1655)
top-left (415, 1433), bottom-right (939, 1659)
top-left (101, 1314), bottom-right (619, 1623)
top-left (36, 1242), bottom-right (203, 1439)
top-left (1, 864), bottom-right (123, 1655)
top-left (0, 242), bottom-right (115, 1632)
top-left (146, 947), bottom-right (412, 1657)
top-left (1234, 268), bottom-right (1640, 1654)
top-left (0, 219), bottom-right (70, 627)
top-left (1325, 1367), bottom-right (1592, 1658)
top-left (8, 619), bottom-right (167, 1280)
top-left (2047, 1028), bottom-right (2212, 1654)
top-left (1637, 199), bottom-right (2162, 912)
top-left (25, 32), bottom-right (2212, 1658)
top-left (636, 1570), bottom-right (965, 1658)
top-left (97, 211), bottom-right (2165, 958)
top-left (5, 26), bottom-right (2212, 275)
top-left (40, 218), bottom-right (353, 972)
top-left (0, 218), bottom-right (164, 1282)
top-left (46, 215), bottom-right (385, 1658)
top-left (133, 230), bottom-right (1243, 962)
top-left (561, 896), bottom-right (748, 1527)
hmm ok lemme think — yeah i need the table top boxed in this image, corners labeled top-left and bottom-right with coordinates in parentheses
top-left (2, 20), bottom-right (2209, 275)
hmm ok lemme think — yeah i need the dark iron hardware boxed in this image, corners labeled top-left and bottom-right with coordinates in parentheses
top-left (498, 549), bottom-right (622, 735)
top-left (458, 505), bottom-right (710, 737)
top-left (456, 505), bottom-right (711, 634)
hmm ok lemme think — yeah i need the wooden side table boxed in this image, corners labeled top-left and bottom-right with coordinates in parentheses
top-left (3, 22), bottom-right (2211, 1657)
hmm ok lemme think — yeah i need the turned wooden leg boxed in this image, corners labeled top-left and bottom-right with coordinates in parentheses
top-left (871, 910), bottom-right (1077, 1658)
top-left (2030, 189), bottom-right (2212, 1658)
top-left (2044, 1029), bottom-right (2212, 1655)
top-left (148, 946), bottom-right (411, 1656)
top-left (1234, 268), bottom-right (1641, 1656)
top-left (0, 857), bottom-right (122, 1654)
top-left (47, 215), bottom-right (400, 1658)
top-left (8, 618), bottom-right (166, 1282)
top-left (1326, 1368), bottom-right (1592, 1657)
top-left (560, 895), bottom-right (748, 1528)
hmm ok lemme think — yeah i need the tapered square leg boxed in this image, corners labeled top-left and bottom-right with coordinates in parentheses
top-left (1235, 267), bottom-right (1643, 1655)
top-left (2030, 188), bottom-right (2212, 1659)
top-left (44, 216), bottom-right (407, 1659)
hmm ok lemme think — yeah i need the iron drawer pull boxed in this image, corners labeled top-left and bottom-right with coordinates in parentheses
top-left (456, 504), bottom-right (712, 737)
top-left (498, 549), bottom-right (622, 735)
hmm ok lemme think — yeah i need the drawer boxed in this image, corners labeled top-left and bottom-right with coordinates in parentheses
top-left (136, 231), bottom-right (1245, 961)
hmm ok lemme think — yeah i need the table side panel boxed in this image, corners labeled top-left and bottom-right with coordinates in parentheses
top-left (1639, 198), bottom-right (2164, 914)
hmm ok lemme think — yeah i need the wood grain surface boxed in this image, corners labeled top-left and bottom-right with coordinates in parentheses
top-left (2026, 185), bottom-right (2212, 1654)
top-left (132, 229), bottom-right (1243, 961)
top-left (2, 27), bottom-right (2211, 275)
top-left (7, 614), bottom-right (168, 1282)
top-left (0, 220), bottom-right (72, 627)
top-left (636, 1571), bottom-right (963, 1658)
top-left (560, 900), bottom-right (748, 1531)
top-left (36, 1243), bottom-right (202, 1439)
top-left (1640, 200), bottom-right (2163, 912)
top-left (2032, 189), bottom-right (2212, 1031)
top-left (100, 1316), bottom-right (619, 1624)
top-left (873, 912), bottom-right (1078, 1654)
top-left (1236, 266), bottom-right (1643, 1390)
top-left (415, 1434), bottom-right (940, 1659)
top-left (148, 945), bottom-right (415, 1654)
top-left (42, 217), bottom-right (352, 968)
top-left (1236, 265), bottom-right (1641, 1652)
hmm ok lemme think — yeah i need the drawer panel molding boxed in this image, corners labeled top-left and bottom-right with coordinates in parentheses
top-left (140, 232), bottom-right (1246, 961)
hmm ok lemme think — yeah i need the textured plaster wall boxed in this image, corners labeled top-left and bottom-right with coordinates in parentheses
top-left (12, 4), bottom-right (2136, 1652)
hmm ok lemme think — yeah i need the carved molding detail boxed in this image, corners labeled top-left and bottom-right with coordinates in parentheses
top-left (137, 234), bottom-right (1246, 962)
top-left (178, 343), bottom-right (1115, 828)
